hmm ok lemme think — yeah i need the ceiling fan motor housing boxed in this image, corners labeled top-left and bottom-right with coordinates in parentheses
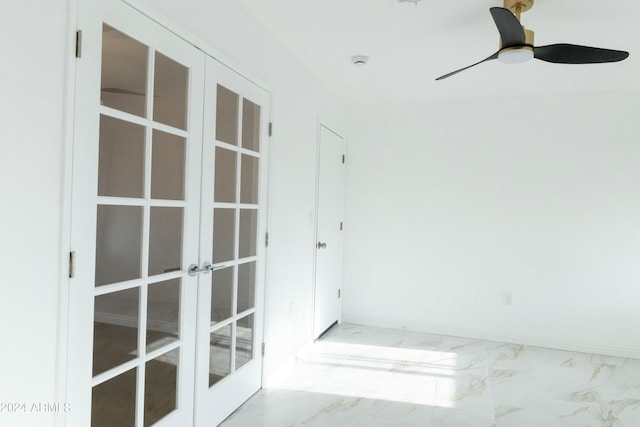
top-left (499, 1), bottom-right (535, 64)
top-left (500, 28), bottom-right (535, 49)
top-left (499, 29), bottom-right (535, 63)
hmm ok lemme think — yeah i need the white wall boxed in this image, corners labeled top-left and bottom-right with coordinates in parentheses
top-left (129, 0), bottom-right (347, 375)
top-left (0, 1), bottom-right (70, 426)
top-left (343, 91), bottom-right (640, 357)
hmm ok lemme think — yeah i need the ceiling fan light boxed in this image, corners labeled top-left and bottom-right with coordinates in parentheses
top-left (498, 46), bottom-right (534, 64)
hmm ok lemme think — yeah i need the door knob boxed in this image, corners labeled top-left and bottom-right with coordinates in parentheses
top-left (188, 262), bottom-right (228, 276)
top-left (188, 262), bottom-right (212, 276)
top-left (317, 242), bottom-right (327, 249)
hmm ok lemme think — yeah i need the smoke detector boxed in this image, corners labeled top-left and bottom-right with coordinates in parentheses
top-left (351, 55), bottom-right (369, 66)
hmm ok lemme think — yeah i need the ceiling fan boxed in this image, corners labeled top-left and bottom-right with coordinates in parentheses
top-left (436, 0), bottom-right (629, 80)
top-left (101, 88), bottom-right (146, 96)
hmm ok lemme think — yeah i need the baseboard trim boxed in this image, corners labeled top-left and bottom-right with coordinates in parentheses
top-left (342, 315), bottom-right (640, 360)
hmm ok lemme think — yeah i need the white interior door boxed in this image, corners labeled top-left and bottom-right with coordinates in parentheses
top-left (313, 125), bottom-right (346, 339)
top-left (195, 57), bottom-right (270, 427)
top-left (67, 0), bottom-right (205, 426)
top-left (67, 1), bottom-right (269, 426)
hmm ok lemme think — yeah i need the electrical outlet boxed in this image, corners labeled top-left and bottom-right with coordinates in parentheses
top-left (501, 292), bottom-right (513, 306)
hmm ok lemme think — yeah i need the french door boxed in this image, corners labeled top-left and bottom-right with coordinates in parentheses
top-left (194, 57), bottom-right (269, 427)
top-left (67, 1), bottom-right (269, 426)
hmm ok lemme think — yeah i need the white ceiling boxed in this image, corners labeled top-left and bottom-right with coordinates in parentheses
top-left (235, 0), bottom-right (640, 104)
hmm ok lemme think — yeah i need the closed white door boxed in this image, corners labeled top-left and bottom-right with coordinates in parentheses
top-left (313, 125), bottom-right (346, 339)
top-left (67, 1), bottom-right (269, 426)
top-left (195, 57), bottom-right (270, 427)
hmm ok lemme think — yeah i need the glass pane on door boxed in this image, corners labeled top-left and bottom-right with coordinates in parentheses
top-left (209, 325), bottom-right (232, 387)
top-left (215, 85), bottom-right (239, 145)
top-left (144, 348), bottom-right (180, 427)
top-left (148, 206), bottom-right (184, 276)
top-left (98, 115), bottom-right (145, 198)
top-left (213, 208), bottom-right (235, 264)
top-left (151, 130), bottom-right (186, 200)
top-left (211, 266), bottom-right (234, 324)
top-left (101, 24), bottom-right (148, 117)
top-left (235, 314), bottom-right (254, 370)
top-left (92, 368), bottom-right (137, 427)
top-left (239, 209), bottom-right (258, 259)
top-left (153, 51), bottom-right (188, 130)
top-left (214, 147), bottom-right (237, 202)
top-left (146, 278), bottom-right (181, 352)
top-left (95, 205), bottom-right (143, 286)
top-left (241, 98), bottom-right (261, 152)
top-left (93, 287), bottom-right (139, 376)
top-left (240, 154), bottom-right (259, 204)
top-left (237, 262), bottom-right (256, 313)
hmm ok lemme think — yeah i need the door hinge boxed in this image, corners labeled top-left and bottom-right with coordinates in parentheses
top-left (340, 222), bottom-right (343, 231)
top-left (261, 342), bottom-right (265, 357)
top-left (338, 289), bottom-right (341, 298)
top-left (75, 30), bottom-right (82, 58)
top-left (265, 232), bottom-right (269, 247)
top-left (268, 122), bottom-right (273, 137)
top-left (342, 154), bottom-right (345, 164)
top-left (69, 251), bottom-right (76, 278)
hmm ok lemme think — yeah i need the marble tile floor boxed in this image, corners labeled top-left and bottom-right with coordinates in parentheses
top-left (220, 323), bottom-right (640, 427)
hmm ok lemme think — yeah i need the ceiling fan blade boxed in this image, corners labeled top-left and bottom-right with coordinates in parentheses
top-left (534, 44), bottom-right (629, 64)
top-left (436, 52), bottom-right (499, 80)
top-left (489, 7), bottom-right (526, 48)
top-left (101, 87), bottom-right (146, 96)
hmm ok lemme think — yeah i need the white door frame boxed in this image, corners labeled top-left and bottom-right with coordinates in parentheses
top-left (56, 0), bottom-right (81, 425)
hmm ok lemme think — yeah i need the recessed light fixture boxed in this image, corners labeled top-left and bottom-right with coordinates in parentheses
top-left (398, 0), bottom-right (422, 4)
top-left (351, 55), bottom-right (369, 66)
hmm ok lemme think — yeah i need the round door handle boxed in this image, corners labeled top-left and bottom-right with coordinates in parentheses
top-left (317, 242), bottom-right (327, 249)
top-left (189, 262), bottom-right (229, 276)
top-left (188, 262), bottom-right (212, 276)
